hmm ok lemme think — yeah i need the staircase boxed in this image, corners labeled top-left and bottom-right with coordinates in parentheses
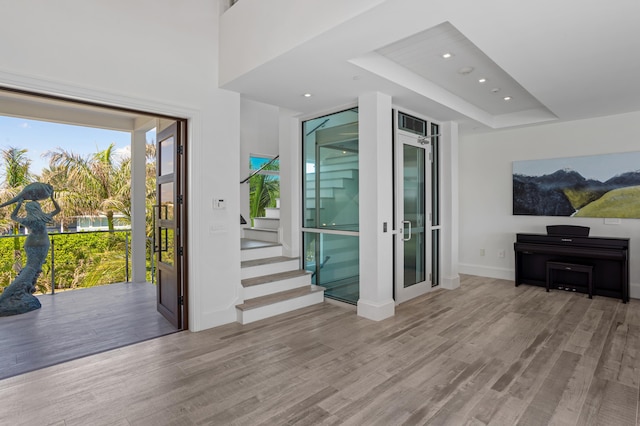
top-left (243, 199), bottom-right (280, 243)
top-left (238, 200), bottom-right (325, 324)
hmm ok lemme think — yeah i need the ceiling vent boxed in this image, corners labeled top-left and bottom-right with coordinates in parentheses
top-left (398, 112), bottom-right (427, 136)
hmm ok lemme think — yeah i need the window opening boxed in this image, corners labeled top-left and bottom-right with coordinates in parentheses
top-left (248, 155), bottom-right (280, 227)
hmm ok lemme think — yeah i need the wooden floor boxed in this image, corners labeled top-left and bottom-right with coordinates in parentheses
top-left (0, 282), bottom-right (178, 380)
top-left (1, 275), bottom-right (639, 425)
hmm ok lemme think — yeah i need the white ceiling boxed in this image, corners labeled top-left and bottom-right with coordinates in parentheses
top-left (0, 89), bottom-right (155, 132)
top-left (375, 22), bottom-right (549, 117)
top-left (221, 0), bottom-right (640, 134)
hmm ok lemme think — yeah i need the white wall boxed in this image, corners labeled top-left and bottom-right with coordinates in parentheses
top-left (459, 111), bottom-right (640, 297)
top-left (0, 0), bottom-right (242, 331)
top-left (240, 99), bottom-right (280, 227)
top-left (219, 0), bottom-right (385, 85)
top-left (358, 92), bottom-right (394, 321)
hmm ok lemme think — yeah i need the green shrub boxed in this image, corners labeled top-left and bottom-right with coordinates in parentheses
top-left (0, 231), bottom-right (133, 294)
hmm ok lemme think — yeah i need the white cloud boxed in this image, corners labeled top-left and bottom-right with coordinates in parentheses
top-left (20, 122), bottom-right (29, 129)
top-left (114, 145), bottom-right (131, 161)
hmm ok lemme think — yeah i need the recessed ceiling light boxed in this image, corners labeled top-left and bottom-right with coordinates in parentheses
top-left (442, 52), bottom-right (453, 59)
top-left (503, 96), bottom-right (512, 101)
top-left (458, 66), bottom-right (474, 75)
top-left (478, 78), bottom-right (487, 83)
top-left (303, 93), bottom-right (312, 98)
top-left (491, 88), bottom-right (501, 93)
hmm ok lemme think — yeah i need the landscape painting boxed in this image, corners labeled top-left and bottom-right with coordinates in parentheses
top-left (513, 152), bottom-right (640, 218)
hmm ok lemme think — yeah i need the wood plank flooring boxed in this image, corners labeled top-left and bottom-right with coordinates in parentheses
top-left (0, 282), bottom-right (178, 380)
top-left (1, 275), bottom-right (639, 425)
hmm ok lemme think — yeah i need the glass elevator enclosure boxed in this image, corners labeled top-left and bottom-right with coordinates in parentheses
top-left (302, 108), bottom-right (360, 304)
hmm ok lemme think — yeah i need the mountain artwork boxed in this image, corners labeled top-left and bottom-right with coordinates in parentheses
top-left (513, 152), bottom-right (640, 218)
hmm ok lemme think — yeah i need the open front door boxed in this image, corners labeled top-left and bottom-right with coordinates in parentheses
top-left (155, 121), bottom-right (186, 328)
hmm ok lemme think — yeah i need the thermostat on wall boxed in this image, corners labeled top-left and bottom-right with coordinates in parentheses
top-left (213, 198), bottom-right (226, 209)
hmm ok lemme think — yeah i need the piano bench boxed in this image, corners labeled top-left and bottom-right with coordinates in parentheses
top-left (546, 261), bottom-right (593, 299)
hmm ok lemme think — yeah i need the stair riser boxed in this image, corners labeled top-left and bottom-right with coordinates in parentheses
top-left (319, 162), bottom-right (358, 171)
top-left (323, 153), bottom-right (358, 163)
top-left (241, 259), bottom-right (300, 280)
top-left (306, 170), bottom-right (356, 180)
top-left (305, 178), bottom-right (346, 188)
top-left (243, 228), bottom-right (279, 243)
top-left (304, 200), bottom-right (326, 209)
top-left (264, 208), bottom-right (280, 219)
top-left (241, 245), bottom-right (283, 262)
top-left (305, 188), bottom-right (334, 198)
top-left (253, 218), bottom-right (280, 229)
top-left (243, 274), bottom-right (311, 299)
top-left (236, 292), bottom-right (324, 324)
top-left (317, 267), bottom-right (359, 282)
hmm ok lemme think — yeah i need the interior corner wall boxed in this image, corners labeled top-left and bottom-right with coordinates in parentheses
top-left (240, 98), bottom-right (281, 229)
top-left (219, 0), bottom-right (385, 86)
top-left (278, 109), bottom-right (302, 258)
top-left (0, 0), bottom-right (243, 331)
top-left (459, 111), bottom-right (640, 298)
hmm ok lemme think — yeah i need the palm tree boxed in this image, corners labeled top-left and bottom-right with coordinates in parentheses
top-left (144, 142), bottom-right (157, 239)
top-left (39, 164), bottom-right (73, 231)
top-left (0, 147), bottom-right (34, 276)
top-left (249, 162), bottom-right (280, 224)
top-left (45, 144), bottom-right (130, 231)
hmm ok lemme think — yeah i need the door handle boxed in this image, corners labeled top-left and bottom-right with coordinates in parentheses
top-left (402, 220), bottom-right (412, 241)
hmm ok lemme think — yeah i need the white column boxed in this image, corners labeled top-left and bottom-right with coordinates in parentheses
top-left (440, 121), bottom-right (460, 289)
top-left (278, 109), bottom-right (300, 257)
top-left (357, 92), bottom-right (395, 321)
top-left (131, 127), bottom-right (148, 283)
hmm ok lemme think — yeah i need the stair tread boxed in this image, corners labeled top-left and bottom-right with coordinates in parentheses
top-left (246, 227), bottom-right (278, 232)
top-left (241, 256), bottom-right (299, 268)
top-left (236, 286), bottom-right (325, 311)
top-left (242, 269), bottom-right (310, 287)
top-left (240, 239), bottom-right (281, 250)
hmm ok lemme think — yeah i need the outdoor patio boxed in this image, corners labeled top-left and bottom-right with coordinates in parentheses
top-left (0, 282), bottom-right (178, 379)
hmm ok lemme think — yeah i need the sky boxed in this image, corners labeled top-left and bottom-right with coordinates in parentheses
top-left (513, 151), bottom-right (640, 182)
top-left (0, 115), bottom-right (131, 178)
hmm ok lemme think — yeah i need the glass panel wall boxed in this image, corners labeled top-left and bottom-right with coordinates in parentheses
top-left (303, 232), bottom-right (359, 303)
top-left (303, 108), bottom-right (360, 303)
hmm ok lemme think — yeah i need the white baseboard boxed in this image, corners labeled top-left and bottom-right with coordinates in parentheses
top-left (441, 274), bottom-right (461, 290)
top-left (194, 304), bottom-right (239, 332)
top-left (357, 298), bottom-right (395, 321)
top-left (459, 263), bottom-right (514, 281)
top-left (460, 263), bottom-right (639, 300)
top-left (630, 282), bottom-right (640, 299)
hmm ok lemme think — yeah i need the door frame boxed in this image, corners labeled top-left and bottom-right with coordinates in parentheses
top-left (394, 128), bottom-right (432, 303)
top-left (0, 85), bottom-right (190, 330)
top-left (155, 120), bottom-right (188, 330)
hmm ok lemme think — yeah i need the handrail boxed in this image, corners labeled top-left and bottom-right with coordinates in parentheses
top-left (311, 255), bottom-right (331, 279)
top-left (240, 155), bottom-right (279, 184)
top-left (305, 118), bottom-right (330, 136)
top-left (0, 229), bottom-right (144, 295)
